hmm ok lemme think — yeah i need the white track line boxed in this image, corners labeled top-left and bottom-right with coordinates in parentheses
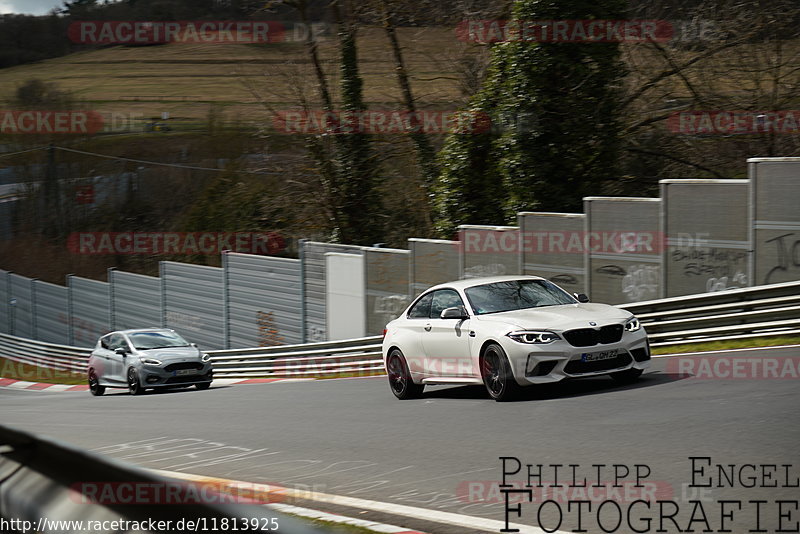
top-left (270, 502), bottom-right (424, 533)
top-left (153, 469), bottom-right (571, 534)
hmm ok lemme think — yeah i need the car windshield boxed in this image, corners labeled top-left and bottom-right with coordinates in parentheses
top-left (128, 331), bottom-right (190, 350)
top-left (465, 279), bottom-right (576, 315)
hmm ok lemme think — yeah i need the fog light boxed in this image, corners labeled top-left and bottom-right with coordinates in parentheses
top-left (146, 375), bottom-right (160, 383)
top-left (529, 361), bottom-right (558, 377)
top-left (526, 357), bottom-right (558, 377)
top-left (631, 347), bottom-right (650, 362)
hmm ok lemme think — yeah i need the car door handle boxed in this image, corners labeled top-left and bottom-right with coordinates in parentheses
top-left (424, 324), bottom-right (432, 332)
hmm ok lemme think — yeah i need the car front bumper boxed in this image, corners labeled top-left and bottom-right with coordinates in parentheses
top-left (501, 329), bottom-right (651, 386)
top-left (137, 364), bottom-right (213, 388)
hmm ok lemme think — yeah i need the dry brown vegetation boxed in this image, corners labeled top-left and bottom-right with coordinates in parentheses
top-left (1, 16), bottom-right (799, 282)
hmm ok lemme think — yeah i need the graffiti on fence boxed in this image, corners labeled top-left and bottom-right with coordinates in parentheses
top-left (257, 311), bottom-right (284, 347)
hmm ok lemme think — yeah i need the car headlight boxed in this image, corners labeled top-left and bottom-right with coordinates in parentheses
top-left (625, 317), bottom-right (641, 332)
top-left (506, 331), bottom-right (561, 344)
top-left (201, 353), bottom-right (211, 363)
top-left (140, 358), bottom-right (162, 366)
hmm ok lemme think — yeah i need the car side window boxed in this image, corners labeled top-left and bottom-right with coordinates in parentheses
top-left (108, 334), bottom-right (125, 351)
top-left (100, 335), bottom-right (111, 350)
top-left (407, 292), bottom-right (433, 319)
top-left (429, 289), bottom-right (465, 319)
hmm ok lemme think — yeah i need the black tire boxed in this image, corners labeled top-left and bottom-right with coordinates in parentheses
top-left (610, 368), bottom-right (643, 384)
top-left (195, 382), bottom-right (211, 390)
top-left (386, 349), bottom-right (424, 400)
top-left (127, 367), bottom-right (144, 395)
top-left (88, 369), bottom-right (105, 397)
top-left (481, 343), bottom-right (522, 402)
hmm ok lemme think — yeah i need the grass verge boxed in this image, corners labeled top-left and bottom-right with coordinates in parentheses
top-left (0, 357), bottom-right (86, 385)
top-left (651, 335), bottom-right (800, 355)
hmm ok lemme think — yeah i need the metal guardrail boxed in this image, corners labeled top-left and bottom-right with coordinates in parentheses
top-left (0, 281), bottom-right (799, 381)
top-left (0, 424), bottom-right (329, 533)
top-left (619, 280), bottom-right (800, 347)
top-left (0, 333), bottom-right (90, 372)
top-left (208, 337), bottom-right (384, 379)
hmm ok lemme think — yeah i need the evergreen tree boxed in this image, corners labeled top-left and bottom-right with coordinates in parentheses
top-left (333, 17), bottom-right (384, 245)
top-left (434, 0), bottom-right (627, 236)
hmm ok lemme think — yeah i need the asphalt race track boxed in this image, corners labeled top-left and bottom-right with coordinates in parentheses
top-left (2, 347), bottom-right (799, 533)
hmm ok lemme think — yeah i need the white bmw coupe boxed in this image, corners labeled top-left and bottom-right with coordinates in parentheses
top-left (382, 276), bottom-right (650, 401)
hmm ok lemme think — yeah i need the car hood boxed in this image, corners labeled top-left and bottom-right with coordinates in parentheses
top-left (135, 346), bottom-right (203, 362)
top-left (473, 303), bottom-right (632, 331)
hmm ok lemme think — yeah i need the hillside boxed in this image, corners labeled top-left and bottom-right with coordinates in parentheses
top-left (0, 27), bottom-right (473, 126)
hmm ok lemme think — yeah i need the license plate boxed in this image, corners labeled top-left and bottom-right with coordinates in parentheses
top-left (175, 369), bottom-right (198, 376)
top-left (581, 349), bottom-right (618, 362)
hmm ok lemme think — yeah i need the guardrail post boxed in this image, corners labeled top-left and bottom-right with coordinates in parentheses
top-left (299, 239), bottom-right (307, 344)
top-left (7, 271), bottom-right (14, 336)
top-left (159, 261), bottom-right (166, 328)
top-left (583, 206), bottom-right (591, 297)
top-left (108, 267), bottom-right (116, 331)
top-left (747, 165), bottom-right (756, 288)
top-left (222, 251), bottom-right (230, 349)
top-left (30, 277), bottom-right (38, 340)
top-left (66, 273), bottom-right (74, 346)
top-left (659, 182), bottom-right (668, 299)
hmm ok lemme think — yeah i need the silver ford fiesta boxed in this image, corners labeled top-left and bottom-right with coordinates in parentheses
top-left (87, 328), bottom-right (213, 396)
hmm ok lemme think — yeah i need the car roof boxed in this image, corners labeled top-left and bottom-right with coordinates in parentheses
top-left (424, 275), bottom-right (546, 292)
top-left (114, 328), bottom-right (176, 335)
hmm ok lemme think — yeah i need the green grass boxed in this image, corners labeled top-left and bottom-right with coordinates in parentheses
top-left (0, 356), bottom-right (86, 385)
top-left (651, 335), bottom-right (800, 355)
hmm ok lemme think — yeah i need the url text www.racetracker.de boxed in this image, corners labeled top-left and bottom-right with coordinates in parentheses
top-left (498, 457), bottom-right (798, 533)
top-left (0, 517), bottom-right (279, 533)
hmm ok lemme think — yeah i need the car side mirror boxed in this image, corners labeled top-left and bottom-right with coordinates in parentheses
top-left (574, 293), bottom-right (590, 303)
top-left (440, 306), bottom-right (469, 320)
top-left (114, 347), bottom-right (128, 356)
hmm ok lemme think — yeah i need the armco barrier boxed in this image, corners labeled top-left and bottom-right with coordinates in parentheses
top-left (0, 424), bottom-right (329, 533)
top-left (0, 333), bottom-right (90, 372)
top-left (208, 336), bottom-right (384, 379)
top-left (1, 281), bottom-right (799, 380)
top-left (619, 279), bottom-right (800, 346)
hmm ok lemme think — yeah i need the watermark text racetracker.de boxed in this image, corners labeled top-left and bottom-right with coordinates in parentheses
top-left (70, 480), bottom-right (286, 505)
top-left (457, 229), bottom-right (665, 254)
top-left (669, 111), bottom-right (800, 135)
top-left (69, 20), bottom-right (330, 45)
top-left (69, 20), bottom-right (285, 44)
top-left (273, 110), bottom-right (493, 135)
top-left (667, 354), bottom-right (800, 380)
top-left (0, 359), bottom-right (83, 381)
top-left (0, 110), bottom-right (104, 135)
top-left (67, 232), bottom-right (286, 256)
top-left (456, 19), bottom-right (673, 43)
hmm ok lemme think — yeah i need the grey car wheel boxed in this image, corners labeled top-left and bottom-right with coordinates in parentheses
top-left (481, 343), bottom-right (521, 402)
top-left (88, 369), bottom-right (105, 396)
top-left (387, 349), bottom-right (423, 400)
top-left (128, 367), bottom-right (144, 395)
